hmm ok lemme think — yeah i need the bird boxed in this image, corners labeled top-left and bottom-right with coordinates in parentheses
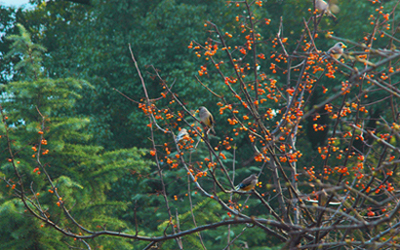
top-left (198, 106), bottom-right (216, 134)
top-left (307, 189), bottom-right (342, 206)
top-left (321, 42), bottom-right (347, 61)
top-left (175, 128), bottom-right (190, 143)
top-left (235, 174), bottom-right (258, 192)
top-left (315, 0), bottom-right (337, 20)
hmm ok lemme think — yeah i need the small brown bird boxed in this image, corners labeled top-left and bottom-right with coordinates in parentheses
top-left (198, 106), bottom-right (216, 134)
top-left (315, 0), bottom-right (337, 20)
top-left (235, 174), bottom-right (258, 192)
top-left (307, 189), bottom-right (342, 206)
top-left (322, 42), bottom-right (347, 61)
top-left (175, 128), bottom-right (190, 143)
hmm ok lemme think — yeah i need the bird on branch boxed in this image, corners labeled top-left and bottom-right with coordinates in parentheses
top-left (198, 106), bottom-right (216, 135)
top-left (235, 174), bottom-right (258, 192)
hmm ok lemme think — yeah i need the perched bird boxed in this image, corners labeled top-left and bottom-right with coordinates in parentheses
top-left (198, 106), bottom-right (216, 134)
top-left (322, 42), bottom-right (347, 61)
top-left (307, 189), bottom-right (342, 206)
top-left (315, 0), bottom-right (337, 20)
top-left (235, 174), bottom-right (258, 192)
top-left (175, 128), bottom-right (190, 143)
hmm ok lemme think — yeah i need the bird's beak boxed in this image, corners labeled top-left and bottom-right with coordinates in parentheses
top-left (342, 44), bottom-right (347, 49)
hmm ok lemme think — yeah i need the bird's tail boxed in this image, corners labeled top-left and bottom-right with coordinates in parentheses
top-left (175, 135), bottom-right (183, 143)
top-left (320, 54), bottom-right (330, 62)
top-left (210, 127), bottom-right (216, 135)
top-left (206, 126), bottom-right (216, 135)
top-left (327, 11), bottom-right (337, 21)
top-left (306, 199), bottom-right (342, 206)
top-left (235, 183), bottom-right (244, 191)
top-left (175, 133), bottom-right (190, 143)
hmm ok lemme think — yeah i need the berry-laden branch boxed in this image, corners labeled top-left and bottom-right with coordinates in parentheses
top-left (3, 0), bottom-right (400, 249)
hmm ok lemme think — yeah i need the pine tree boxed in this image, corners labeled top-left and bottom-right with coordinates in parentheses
top-left (0, 24), bottom-right (152, 249)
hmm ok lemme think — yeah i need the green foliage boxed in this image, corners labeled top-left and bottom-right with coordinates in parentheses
top-left (0, 199), bottom-right (54, 249)
top-left (0, 6), bottom-right (22, 85)
top-left (0, 22), bottom-right (152, 249)
top-left (9, 0), bottom-right (243, 150)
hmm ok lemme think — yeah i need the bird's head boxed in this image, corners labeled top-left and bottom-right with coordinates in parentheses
top-left (198, 106), bottom-right (206, 113)
top-left (337, 42), bottom-right (347, 49)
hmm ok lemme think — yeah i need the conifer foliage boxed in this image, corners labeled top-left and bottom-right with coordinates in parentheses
top-left (0, 24), bottom-right (151, 249)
